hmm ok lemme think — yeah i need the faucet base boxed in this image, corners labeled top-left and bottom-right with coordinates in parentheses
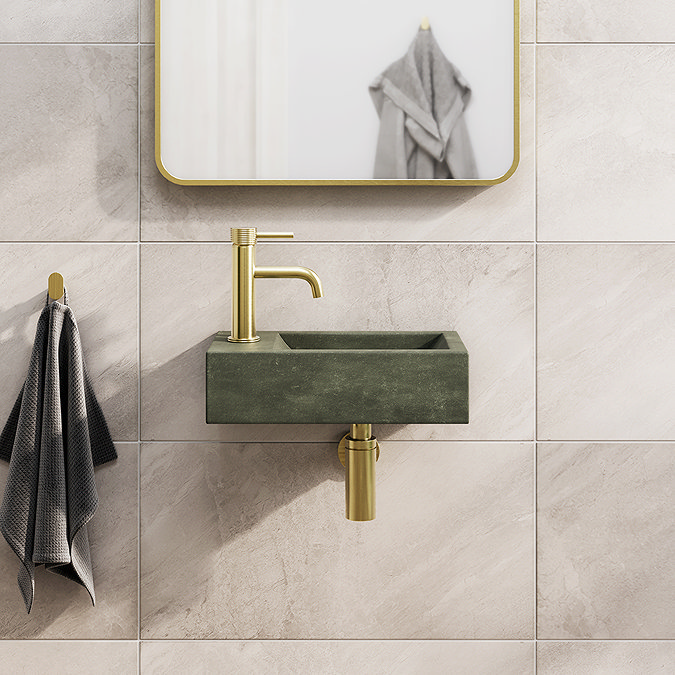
top-left (227, 335), bottom-right (261, 343)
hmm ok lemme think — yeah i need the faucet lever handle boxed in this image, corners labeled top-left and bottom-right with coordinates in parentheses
top-left (256, 232), bottom-right (294, 240)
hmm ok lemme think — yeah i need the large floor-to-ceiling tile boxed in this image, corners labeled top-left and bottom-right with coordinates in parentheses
top-left (538, 0), bottom-right (675, 42)
top-left (537, 443), bottom-right (675, 639)
top-left (141, 442), bottom-right (533, 639)
top-left (0, 0), bottom-right (138, 42)
top-left (0, 641), bottom-right (137, 674)
top-left (537, 46), bottom-right (675, 241)
top-left (140, 46), bottom-right (534, 242)
top-left (537, 641), bottom-right (675, 674)
top-left (0, 46), bottom-right (138, 241)
top-left (0, 244), bottom-right (138, 441)
top-left (0, 444), bottom-right (138, 638)
top-left (537, 244), bottom-right (675, 440)
top-left (142, 640), bottom-right (534, 674)
top-left (141, 243), bottom-right (533, 442)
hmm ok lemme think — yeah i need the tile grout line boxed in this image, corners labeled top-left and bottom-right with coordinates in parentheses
top-left (135, 439), bottom-right (675, 445)
top-left (137, 5), bottom-right (142, 672)
top-left (3, 41), bottom-right (674, 46)
top-left (105, 638), bottom-right (675, 644)
top-left (532, 41), bottom-right (675, 45)
top-left (136, 439), bottom-right (539, 445)
top-left (534, 14), bottom-right (540, 670)
top-left (0, 42), bottom-right (140, 46)
top-left (4, 240), bottom-right (672, 245)
top-left (133, 637), bottom-right (675, 644)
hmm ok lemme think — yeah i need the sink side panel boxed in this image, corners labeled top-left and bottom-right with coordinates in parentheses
top-left (206, 345), bottom-right (468, 425)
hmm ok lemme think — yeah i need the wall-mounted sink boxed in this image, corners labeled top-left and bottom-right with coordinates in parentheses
top-left (206, 331), bottom-right (468, 425)
top-left (209, 229), bottom-right (470, 521)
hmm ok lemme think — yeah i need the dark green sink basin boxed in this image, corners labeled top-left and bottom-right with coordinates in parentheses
top-left (206, 331), bottom-right (468, 425)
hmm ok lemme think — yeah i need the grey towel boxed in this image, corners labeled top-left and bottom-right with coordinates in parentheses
top-left (370, 28), bottom-right (478, 179)
top-left (0, 291), bottom-right (117, 613)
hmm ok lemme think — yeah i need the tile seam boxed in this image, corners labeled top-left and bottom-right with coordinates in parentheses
top-left (137, 4), bottom-right (142, 670)
top-left (534, 26), bottom-right (539, 670)
top-left (3, 42), bottom-right (674, 46)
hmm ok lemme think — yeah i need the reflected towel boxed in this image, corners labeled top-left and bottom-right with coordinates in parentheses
top-left (370, 28), bottom-right (478, 179)
top-left (0, 292), bottom-right (116, 613)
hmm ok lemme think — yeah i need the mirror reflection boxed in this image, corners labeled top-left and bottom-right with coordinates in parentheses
top-left (158, 0), bottom-right (517, 184)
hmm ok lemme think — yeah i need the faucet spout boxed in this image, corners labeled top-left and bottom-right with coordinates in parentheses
top-left (228, 227), bottom-right (323, 343)
top-left (254, 266), bottom-right (324, 298)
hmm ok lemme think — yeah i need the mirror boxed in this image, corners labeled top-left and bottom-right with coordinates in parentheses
top-left (156, 0), bottom-right (519, 185)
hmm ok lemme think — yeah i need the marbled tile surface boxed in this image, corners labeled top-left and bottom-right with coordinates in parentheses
top-left (142, 640), bottom-right (534, 674)
top-left (538, 642), bottom-right (675, 674)
top-left (537, 46), bottom-right (675, 242)
top-left (538, 0), bottom-right (675, 42)
top-left (538, 443), bottom-right (675, 639)
top-left (0, 444), bottom-right (138, 638)
top-left (141, 0), bottom-right (155, 43)
top-left (0, 641), bottom-right (137, 674)
top-left (140, 46), bottom-right (534, 242)
top-left (0, 244), bottom-right (138, 441)
top-left (0, 0), bottom-right (137, 42)
top-left (537, 245), bottom-right (675, 440)
top-left (141, 243), bottom-right (533, 442)
top-left (140, 442), bottom-right (533, 639)
top-left (0, 46), bottom-right (138, 241)
top-left (520, 0), bottom-right (535, 42)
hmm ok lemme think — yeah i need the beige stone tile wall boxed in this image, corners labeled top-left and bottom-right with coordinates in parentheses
top-left (537, 46), bottom-right (675, 241)
top-left (140, 442), bottom-right (533, 639)
top-left (0, 46), bottom-right (138, 241)
top-left (141, 641), bottom-right (534, 674)
top-left (0, 641), bottom-right (138, 674)
top-left (0, 1), bottom-right (138, 42)
top-left (538, 642), bottom-right (675, 674)
top-left (537, 245), bottom-right (675, 440)
top-left (0, 1), bottom-right (673, 673)
top-left (538, 443), bottom-right (675, 639)
top-left (538, 0), bottom-right (675, 42)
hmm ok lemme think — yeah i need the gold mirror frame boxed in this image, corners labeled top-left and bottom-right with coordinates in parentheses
top-left (155, 0), bottom-right (520, 186)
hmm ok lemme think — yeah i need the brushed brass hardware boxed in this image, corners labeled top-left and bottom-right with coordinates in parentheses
top-left (48, 272), bottom-right (65, 301)
top-left (257, 232), bottom-right (294, 240)
top-left (231, 229), bottom-right (294, 245)
top-left (229, 227), bottom-right (324, 343)
top-left (339, 424), bottom-right (379, 522)
top-left (338, 433), bottom-right (380, 466)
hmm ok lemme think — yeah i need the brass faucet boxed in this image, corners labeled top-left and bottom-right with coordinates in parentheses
top-left (229, 227), bottom-right (324, 343)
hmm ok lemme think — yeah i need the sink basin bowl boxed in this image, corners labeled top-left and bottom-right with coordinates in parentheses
top-left (206, 331), bottom-right (468, 424)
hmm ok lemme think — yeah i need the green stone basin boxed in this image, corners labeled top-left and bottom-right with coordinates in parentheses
top-left (206, 331), bottom-right (468, 425)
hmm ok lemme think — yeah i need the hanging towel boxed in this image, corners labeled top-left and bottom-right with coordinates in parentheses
top-left (370, 28), bottom-right (478, 180)
top-left (0, 290), bottom-right (117, 613)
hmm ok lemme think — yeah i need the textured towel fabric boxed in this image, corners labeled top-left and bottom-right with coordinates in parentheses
top-left (0, 293), bottom-right (117, 613)
top-left (370, 28), bottom-right (478, 180)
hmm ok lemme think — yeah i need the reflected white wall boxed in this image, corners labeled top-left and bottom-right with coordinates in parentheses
top-left (160, 0), bottom-right (288, 180)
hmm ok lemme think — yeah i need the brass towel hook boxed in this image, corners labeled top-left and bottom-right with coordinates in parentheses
top-left (48, 272), bottom-right (65, 301)
top-left (420, 16), bottom-right (430, 30)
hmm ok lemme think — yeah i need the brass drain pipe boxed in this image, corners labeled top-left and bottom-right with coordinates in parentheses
top-left (338, 424), bottom-right (380, 521)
